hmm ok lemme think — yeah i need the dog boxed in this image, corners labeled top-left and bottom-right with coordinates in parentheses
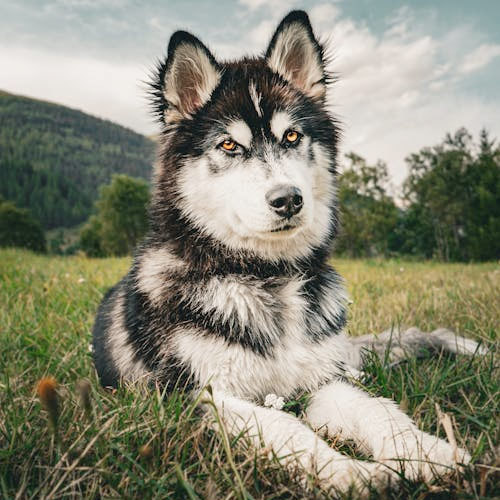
top-left (92, 10), bottom-right (485, 495)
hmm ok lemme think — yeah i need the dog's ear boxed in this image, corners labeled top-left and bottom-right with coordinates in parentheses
top-left (154, 31), bottom-right (222, 124)
top-left (265, 11), bottom-right (326, 101)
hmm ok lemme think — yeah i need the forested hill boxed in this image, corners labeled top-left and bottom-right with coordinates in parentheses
top-left (0, 90), bottom-right (155, 229)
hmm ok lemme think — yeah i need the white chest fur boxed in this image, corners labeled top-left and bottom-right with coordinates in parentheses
top-left (171, 275), bottom-right (351, 399)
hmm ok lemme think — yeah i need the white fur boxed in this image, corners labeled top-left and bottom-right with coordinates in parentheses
top-left (248, 81), bottom-right (263, 118)
top-left (176, 135), bottom-right (335, 261)
top-left (108, 291), bottom-right (151, 382)
top-left (193, 276), bottom-right (288, 344)
top-left (208, 390), bottom-right (394, 495)
top-left (174, 328), bottom-right (353, 398)
top-left (136, 247), bottom-right (185, 304)
top-left (169, 270), bottom-right (350, 397)
top-left (172, 274), bottom-right (351, 399)
top-left (306, 381), bottom-right (471, 481)
top-left (428, 328), bottom-right (488, 356)
top-left (227, 119), bottom-right (252, 149)
top-left (168, 270), bottom-right (479, 492)
top-left (270, 110), bottom-right (292, 140)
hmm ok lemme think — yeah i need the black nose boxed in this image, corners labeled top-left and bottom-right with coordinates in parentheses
top-left (266, 185), bottom-right (303, 219)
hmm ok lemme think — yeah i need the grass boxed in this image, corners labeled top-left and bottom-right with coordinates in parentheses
top-left (0, 248), bottom-right (498, 499)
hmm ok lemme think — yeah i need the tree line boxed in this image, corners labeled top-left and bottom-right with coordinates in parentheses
top-left (0, 91), bottom-right (154, 229)
top-left (1, 128), bottom-right (498, 261)
top-left (337, 128), bottom-right (499, 261)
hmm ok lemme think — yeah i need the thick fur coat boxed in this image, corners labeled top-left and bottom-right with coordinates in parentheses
top-left (93, 11), bottom-right (485, 496)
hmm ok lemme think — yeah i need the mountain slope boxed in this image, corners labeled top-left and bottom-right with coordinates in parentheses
top-left (0, 90), bottom-right (155, 229)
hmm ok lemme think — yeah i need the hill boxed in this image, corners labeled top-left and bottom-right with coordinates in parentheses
top-left (0, 90), bottom-right (155, 229)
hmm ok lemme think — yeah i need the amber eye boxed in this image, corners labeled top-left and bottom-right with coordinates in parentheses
top-left (285, 130), bottom-right (300, 143)
top-left (221, 139), bottom-right (237, 151)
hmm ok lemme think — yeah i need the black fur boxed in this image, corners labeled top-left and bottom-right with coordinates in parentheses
top-left (92, 283), bottom-right (122, 387)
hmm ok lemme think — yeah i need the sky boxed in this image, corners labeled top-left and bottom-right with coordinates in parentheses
top-left (1, 0), bottom-right (499, 186)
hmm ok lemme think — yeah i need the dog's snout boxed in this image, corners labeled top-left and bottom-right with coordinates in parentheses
top-left (266, 185), bottom-right (303, 219)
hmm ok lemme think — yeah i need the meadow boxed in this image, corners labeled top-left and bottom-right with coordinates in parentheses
top-left (0, 249), bottom-right (498, 499)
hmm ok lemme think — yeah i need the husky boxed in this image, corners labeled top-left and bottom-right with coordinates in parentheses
top-left (93, 10), bottom-right (485, 495)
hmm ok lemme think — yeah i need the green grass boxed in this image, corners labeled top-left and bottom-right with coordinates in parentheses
top-left (0, 249), bottom-right (498, 499)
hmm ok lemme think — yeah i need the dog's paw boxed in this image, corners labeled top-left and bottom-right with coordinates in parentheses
top-left (318, 459), bottom-right (398, 498)
top-left (380, 432), bottom-right (470, 481)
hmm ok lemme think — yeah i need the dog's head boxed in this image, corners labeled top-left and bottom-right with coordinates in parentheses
top-left (151, 11), bottom-right (338, 261)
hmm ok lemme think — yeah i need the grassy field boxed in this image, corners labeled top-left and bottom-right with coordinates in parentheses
top-left (0, 249), bottom-right (498, 499)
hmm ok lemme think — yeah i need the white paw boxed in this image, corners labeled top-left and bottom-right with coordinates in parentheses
top-left (380, 432), bottom-right (470, 481)
top-left (318, 459), bottom-right (398, 497)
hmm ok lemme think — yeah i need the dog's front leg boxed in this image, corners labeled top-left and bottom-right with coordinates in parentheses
top-left (207, 390), bottom-right (392, 495)
top-left (305, 380), bottom-right (471, 481)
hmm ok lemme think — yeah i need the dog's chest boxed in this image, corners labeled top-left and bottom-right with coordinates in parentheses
top-left (172, 274), bottom-right (348, 399)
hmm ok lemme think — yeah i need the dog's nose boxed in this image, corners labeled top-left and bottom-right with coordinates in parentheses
top-left (266, 185), bottom-right (303, 219)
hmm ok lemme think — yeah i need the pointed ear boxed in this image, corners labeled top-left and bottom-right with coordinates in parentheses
top-left (265, 11), bottom-right (326, 101)
top-left (155, 31), bottom-right (221, 123)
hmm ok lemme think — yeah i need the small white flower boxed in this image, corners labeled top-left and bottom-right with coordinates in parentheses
top-left (399, 267), bottom-right (405, 272)
top-left (88, 343), bottom-right (93, 353)
top-left (264, 393), bottom-right (285, 410)
top-left (78, 277), bottom-right (86, 283)
top-left (345, 366), bottom-right (366, 381)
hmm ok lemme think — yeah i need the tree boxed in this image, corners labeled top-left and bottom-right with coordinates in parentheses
top-left (0, 199), bottom-right (46, 252)
top-left (79, 215), bottom-right (104, 257)
top-left (79, 175), bottom-right (150, 257)
top-left (336, 153), bottom-right (399, 257)
top-left (402, 128), bottom-right (500, 261)
top-left (464, 129), bottom-right (500, 260)
top-left (388, 203), bottom-right (436, 258)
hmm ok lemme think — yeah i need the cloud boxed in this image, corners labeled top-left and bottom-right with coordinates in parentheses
top-left (238, 0), bottom-right (297, 14)
top-left (247, 20), bottom-right (276, 47)
top-left (238, 0), bottom-right (272, 10)
top-left (306, 5), bottom-right (500, 184)
top-left (459, 43), bottom-right (500, 74)
top-left (0, 45), bottom-right (157, 135)
top-left (239, 1), bottom-right (341, 53)
top-left (309, 3), bottom-right (341, 30)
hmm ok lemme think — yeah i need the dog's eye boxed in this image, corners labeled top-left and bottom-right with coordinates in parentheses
top-left (220, 139), bottom-right (237, 152)
top-left (284, 130), bottom-right (301, 145)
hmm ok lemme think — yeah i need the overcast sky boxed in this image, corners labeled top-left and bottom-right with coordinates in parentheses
top-left (1, 0), bottom-right (499, 185)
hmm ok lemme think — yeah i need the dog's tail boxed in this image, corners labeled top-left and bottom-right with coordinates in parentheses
top-left (347, 327), bottom-right (487, 370)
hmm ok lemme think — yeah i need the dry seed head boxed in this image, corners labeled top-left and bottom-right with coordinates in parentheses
top-left (36, 377), bottom-right (60, 429)
top-left (76, 379), bottom-right (92, 414)
top-left (139, 444), bottom-right (153, 459)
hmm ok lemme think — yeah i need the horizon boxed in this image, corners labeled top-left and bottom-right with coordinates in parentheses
top-left (1, 0), bottom-right (499, 185)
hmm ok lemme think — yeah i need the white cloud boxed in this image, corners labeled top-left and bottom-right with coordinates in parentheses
top-left (238, 0), bottom-right (296, 13)
top-left (0, 45), bottom-right (157, 135)
top-left (311, 8), bottom-right (500, 185)
top-left (247, 20), bottom-right (275, 47)
top-left (238, 0), bottom-right (271, 10)
top-left (459, 43), bottom-right (500, 74)
top-left (309, 3), bottom-right (341, 29)
top-left (239, 2), bottom-right (340, 53)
